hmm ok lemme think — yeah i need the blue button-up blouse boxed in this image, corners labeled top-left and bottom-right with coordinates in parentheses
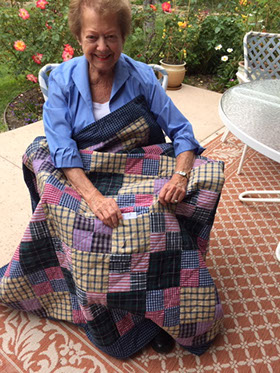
top-left (43, 53), bottom-right (204, 168)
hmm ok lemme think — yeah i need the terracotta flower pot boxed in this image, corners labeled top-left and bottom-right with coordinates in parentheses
top-left (160, 60), bottom-right (186, 90)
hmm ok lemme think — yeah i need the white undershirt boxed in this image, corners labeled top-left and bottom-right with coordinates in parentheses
top-left (92, 101), bottom-right (110, 121)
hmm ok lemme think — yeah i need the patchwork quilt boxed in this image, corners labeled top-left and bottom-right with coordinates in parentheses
top-left (0, 96), bottom-right (225, 358)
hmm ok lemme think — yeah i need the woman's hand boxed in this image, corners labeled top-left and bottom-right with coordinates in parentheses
top-left (159, 174), bottom-right (188, 206)
top-left (87, 193), bottom-right (123, 229)
top-left (158, 150), bottom-right (194, 206)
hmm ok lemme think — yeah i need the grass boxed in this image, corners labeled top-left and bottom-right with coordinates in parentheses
top-left (0, 63), bottom-right (31, 132)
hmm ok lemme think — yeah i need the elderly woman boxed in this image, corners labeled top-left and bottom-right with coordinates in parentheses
top-left (0, 0), bottom-right (224, 360)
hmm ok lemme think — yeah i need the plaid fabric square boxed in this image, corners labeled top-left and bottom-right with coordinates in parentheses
top-left (70, 293), bottom-right (80, 310)
top-left (8, 261), bottom-right (24, 278)
top-left (199, 224), bottom-right (212, 240)
top-left (189, 162), bottom-right (224, 194)
top-left (179, 322), bottom-right (197, 338)
top-left (117, 194), bottom-right (135, 208)
top-left (195, 320), bottom-right (213, 336)
top-left (50, 279), bottom-right (69, 292)
top-left (143, 144), bottom-right (163, 155)
top-left (177, 216), bottom-right (202, 250)
top-left (32, 159), bottom-right (45, 174)
top-left (111, 214), bottom-right (150, 254)
top-left (197, 190), bottom-right (219, 210)
top-left (111, 308), bottom-right (128, 323)
top-left (19, 297), bottom-right (42, 311)
top-left (166, 232), bottom-right (183, 251)
top-left (64, 186), bottom-right (82, 201)
top-left (135, 206), bottom-right (150, 215)
top-left (154, 178), bottom-right (169, 195)
top-left (121, 175), bottom-right (155, 195)
top-left (164, 213), bottom-right (181, 232)
top-left (76, 287), bottom-right (88, 306)
top-left (86, 291), bottom-right (107, 306)
top-left (29, 221), bottom-right (50, 240)
top-left (107, 291), bottom-right (146, 315)
top-left (42, 184), bottom-right (63, 205)
top-left (74, 214), bottom-right (94, 231)
top-left (109, 254), bottom-right (131, 273)
top-left (72, 252), bottom-right (110, 293)
top-left (59, 268), bottom-right (75, 295)
top-left (175, 202), bottom-right (196, 218)
top-left (59, 193), bottom-right (80, 212)
top-left (150, 232), bottom-right (166, 252)
top-left (158, 156), bottom-right (175, 178)
top-left (150, 213), bottom-right (165, 233)
top-left (199, 268), bottom-right (214, 287)
top-left (73, 229), bottom-right (93, 252)
top-left (91, 233), bottom-right (112, 253)
top-left (116, 116), bottom-right (150, 150)
top-left (87, 308), bottom-right (120, 346)
top-left (109, 273), bottom-right (131, 292)
top-left (116, 313), bottom-right (135, 336)
top-left (48, 205), bottom-right (76, 247)
top-left (146, 289), bottom-right (164, 311)
top-left (142, 158), bottom-right (159, 176)
top-left (45, 174), bottom-right (65, 191)
top-left (0, 276), bottom-right (35, 303)
top-left (180, 269), bottom-right (200, 287)
top-left (88, 172), bottom-right (124, 196)
top-left (145, 310), bottom-right (164, 326)
top-left (40, 160), bottom-right (55, 174)
top-left (40, 292), bottom-right (73, 321)
top-left (20, 237), bottom-right (60, 274)
top-left (147, 251), bottom-right (181, 290)
top-left (190, 207), bottom-right (213, 224)
top-left (125, 158), bottom-right (144, 175)
top-left (181, 251), bottom-right (200, 269)
top-left (27, 270), bottom-right (49, 285)
top-left (131, 273), bottom-right (147, 291)
top-left (163, 325), bottom-right (180, 338)
top-left (163, 306), bottom-right (180, 327)
top-left (33, 281), bottom-right (53, 296)
top-left (131, 253), bottom-right (150, 272)
top-left (94, 219), bottom-right (112, 235)
top-left (135, 194), bottom-right (153, 207)
top-left (89, 152), bottom-right (127, 174)
top-left (164, 287), bottom-right (180, 308)
top-left (180, 287), bottom-right (217, 323)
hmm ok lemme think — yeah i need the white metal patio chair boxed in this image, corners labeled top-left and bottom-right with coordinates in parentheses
top-left (38, 63), bottom-right (168, 101)
top-left (221, 31), bottom-right (280, 174)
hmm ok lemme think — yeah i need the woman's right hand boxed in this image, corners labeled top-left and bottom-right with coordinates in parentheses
top-left (87, 193), bottom-right (123, 229)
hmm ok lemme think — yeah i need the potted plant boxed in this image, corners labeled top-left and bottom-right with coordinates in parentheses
top-left (159, 1), bottom-right (190, 89)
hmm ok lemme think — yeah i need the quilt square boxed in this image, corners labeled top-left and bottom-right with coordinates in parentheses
top-left (116, 313), bottom-right (135, 336)
top-left (164, 287), bottom-right (180, 308)
top-left (180, 269), bottom-right (199, 287)
top-left (80, 153), bottom-right (92, 170)
top-left (33, 281), bottom-right (53, 296)
top-left (163, 306), bottom-right (180, 327)
top-left (59, 193), bottom-right (80, 212)
top-left (107, 291), bottom-right (146, 315)
top-left (109, 273), bottom-right (131, 292)
top-left (135, 194), bottom-right (154, 207)
top-left (88, 172), bottom-right (124, 196)
top-left (181, 251), bottom-right (200, 269)
top-left (117, 194), bottom-right (135, 208)
top-left (125, 158), bottom-right (144, 175)
top-left (91, 233), bottom-right (112, 253)
top-left (19, 297), bottom-right (42, 311)
top-left (64, 186), bottom-right (82, 201)
top-left (131, 253), bottom-right (150, 272)
top-left (180, 287), bottom-right (216, 323)
top-left (29, 221), bottom-right (50, 240)
top-left (154, 178), bottom-right (169, 195)
top-left (20, 237), bottom-right (60, 274)
top-left (94, 219), bottom-right (113, 235)
top-left (74, 214), bottom-right (94, 231)
top-left (150, 232), bottom-right (166, 252)
top-left (199, 268), bottom-right (214, 287)
top-left (42, 184), bottom-right (63, 205)
top-left (142, 158), bottom-right (159, 176)
top-left (179, 322), bottom-right (197, 338)
top-left (50, 279), bottom-right (69, 292)
top-left (131, 273), bottom-right (147, 291)
top-left (109, 254), bottom-right (131, 273)
top-left (166, 232), bottom-right (183, 251)
top-left (87, 308), bottom-right (120, 345)
top-left (164, 213), bottom-right (181, 232)
top-left (61, 268), bottom-right (76, 295)
top-left (27, 270), bottom-right (49, 285)
top-left (147, 251), bottom-right (181, 290)
top-left (86, 292), bottom-right (107, 306)
top-left (150, 213), bottom-right (165, 233)
top-left (195, 320), bottom-right (213, 336)
top-left (145, 310), bottom-right (164, 326)
top-left (73, 229), bottom-right (93, 251)
top-left (146, 289), bottom-right (164, 312)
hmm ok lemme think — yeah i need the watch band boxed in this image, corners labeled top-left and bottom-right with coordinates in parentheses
top-left (174, 171), bottom-right (190, 178)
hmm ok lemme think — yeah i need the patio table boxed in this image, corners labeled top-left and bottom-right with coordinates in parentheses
top-left (218, 79), bottom-right (280, 260)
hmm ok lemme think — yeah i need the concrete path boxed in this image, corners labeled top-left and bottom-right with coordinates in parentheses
top-left (0, 84), bottom-right (224, 265)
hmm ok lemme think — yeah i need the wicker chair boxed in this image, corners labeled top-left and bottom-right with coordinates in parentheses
top-left (221, 31), bottom-right (280, 173)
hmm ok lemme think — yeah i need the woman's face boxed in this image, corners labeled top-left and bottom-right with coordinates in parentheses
top-left (79, 7), bottom-right (124, 75)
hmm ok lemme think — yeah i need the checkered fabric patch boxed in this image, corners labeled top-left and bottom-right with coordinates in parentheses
top-left (0, 96), bottom-right (224, 356)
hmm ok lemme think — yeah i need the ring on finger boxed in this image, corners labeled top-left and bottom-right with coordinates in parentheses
top-left (173, 199), bottom-right (178, 204)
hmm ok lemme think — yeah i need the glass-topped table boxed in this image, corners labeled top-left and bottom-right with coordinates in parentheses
top-left (218, 79), bottom-right (280, 260)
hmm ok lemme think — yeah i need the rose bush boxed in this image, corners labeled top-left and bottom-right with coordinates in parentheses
top-left (0, 0), bottom-right (81, 83)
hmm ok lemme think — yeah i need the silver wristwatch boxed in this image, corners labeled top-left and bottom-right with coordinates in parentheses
top-left (174, 171), bottom-right (189, 178)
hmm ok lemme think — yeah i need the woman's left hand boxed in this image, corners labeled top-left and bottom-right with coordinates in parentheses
top-left (158, 174), bottom-right (188, 206)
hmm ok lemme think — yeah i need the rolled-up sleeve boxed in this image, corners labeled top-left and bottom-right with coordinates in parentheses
top-left (43, 73), bottom-right (84, 169)
top-left (147, 69), bottom-right (205, 156)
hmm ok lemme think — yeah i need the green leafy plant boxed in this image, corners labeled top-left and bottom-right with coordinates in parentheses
top-left (0, 0), bottom-right (82, 83)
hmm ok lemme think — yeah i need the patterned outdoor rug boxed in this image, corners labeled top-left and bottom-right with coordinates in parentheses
top-left (0, 133), bottom-right (279, 373)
